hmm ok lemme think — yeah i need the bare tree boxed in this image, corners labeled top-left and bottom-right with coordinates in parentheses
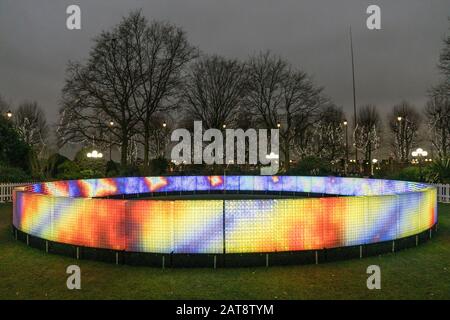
top-left (58, 12), bottom-right (144, 165)
top-left (388, 101), bottom-right (421, 162)
top-left (423, 19), bottom-right (450, 159)
top-left (14, 101), bottom-right (49, 155)
top-left (58, 11), bottom-right (195, 166)
top-left (438, 19), bottom-right (450, 78)
top-left (354, 105), bottom-right (382, 164)
top-left (425, 83), bottom-right (450, 158)
top-left (134, 18), bottom-right (197, 167)
top-left (245, 51), bottom-right (324, 170)
top-left (182, 55), bottom-right (248, 129)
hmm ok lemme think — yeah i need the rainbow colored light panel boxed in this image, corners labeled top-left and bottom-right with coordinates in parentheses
top-left (13, 176), bottom-right (437, 254)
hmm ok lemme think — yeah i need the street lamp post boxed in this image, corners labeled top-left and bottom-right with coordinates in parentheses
top-left (371, 158), bottom-right (378, 176)
top-left (161, 121), bottom-right (168, 157)
top-left (221, 124), bottom-right (227, 164)
top-left (411, 148), bottom-right (428, 181)
top-left (343, 120), bottom-right (349, 175)
top-left (6, 110), bottom-right (12, 119)
top-left (108, 121), bottom-right (114, 161)
top-left (397, 116), bottom-right (405, 162)
top-left (397, 116), bottom-right (411, 163)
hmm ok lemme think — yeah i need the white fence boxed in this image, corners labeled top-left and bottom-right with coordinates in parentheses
top-left (1, 181), bottom-right (450, 203)
top-left (0, 182), bottom-right (33, 203)
top-left (434, 184), bottom-right (450, 203)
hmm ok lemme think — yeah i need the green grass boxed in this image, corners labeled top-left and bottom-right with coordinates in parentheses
top-left (0, 203), bottom-right (449, 300)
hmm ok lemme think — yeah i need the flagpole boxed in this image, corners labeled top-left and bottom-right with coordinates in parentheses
top-left (349, 26), bottom-right (358, 165)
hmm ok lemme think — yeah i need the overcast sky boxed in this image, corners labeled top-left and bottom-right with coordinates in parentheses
top-left (0, 0), bottom-right (449, 126)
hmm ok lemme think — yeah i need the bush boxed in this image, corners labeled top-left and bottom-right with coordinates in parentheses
top-left (389, 166), bottom-right (422, 182)
top-left (0, 165), bottom-right (32, 183)
top-left (380, 165), bottom-right (431, 182)
top-left (55, 160), bottom-right (82, 180)
top-left (73, 147), bottom-right (107, 177)
top-left (287, 156), bottom-right (333, 176)
top-left (379, 161), bottom-right (450, 183)
top-left (44, 153), bottom-right (70, 178)
top-left (0, 116), bottom-right (31, 173)
top-left (118, 164), bottom-right (141, 177)
top-left (105, 160), bottom-right (119, 177)
top-left (424, 158), bottom-right (450, 183)
top-left (149, 157), bottom-right (169, 175)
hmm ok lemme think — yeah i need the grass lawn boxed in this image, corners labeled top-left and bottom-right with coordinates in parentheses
top-left (0, 202), bottom-right (449, 300)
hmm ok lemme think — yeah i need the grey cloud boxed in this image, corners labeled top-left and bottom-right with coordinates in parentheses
top-left (0, 0), bottom-right (448, 125)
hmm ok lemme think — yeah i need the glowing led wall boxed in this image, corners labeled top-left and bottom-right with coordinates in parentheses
top-left (13, 176), bottom-right (437, 254)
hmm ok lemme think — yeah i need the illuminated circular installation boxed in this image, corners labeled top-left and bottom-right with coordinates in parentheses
top-left (12, 176), bottom-right (437, 267)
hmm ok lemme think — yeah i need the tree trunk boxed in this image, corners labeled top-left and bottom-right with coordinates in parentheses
top-left (121, 134), bottom-right (128, 166)
top-left (283, 134), bottom-right (290, 171)
top-left (442, 128), bottom-right (447, 158)
top-left (143, 128), bottom-right (150, 168)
